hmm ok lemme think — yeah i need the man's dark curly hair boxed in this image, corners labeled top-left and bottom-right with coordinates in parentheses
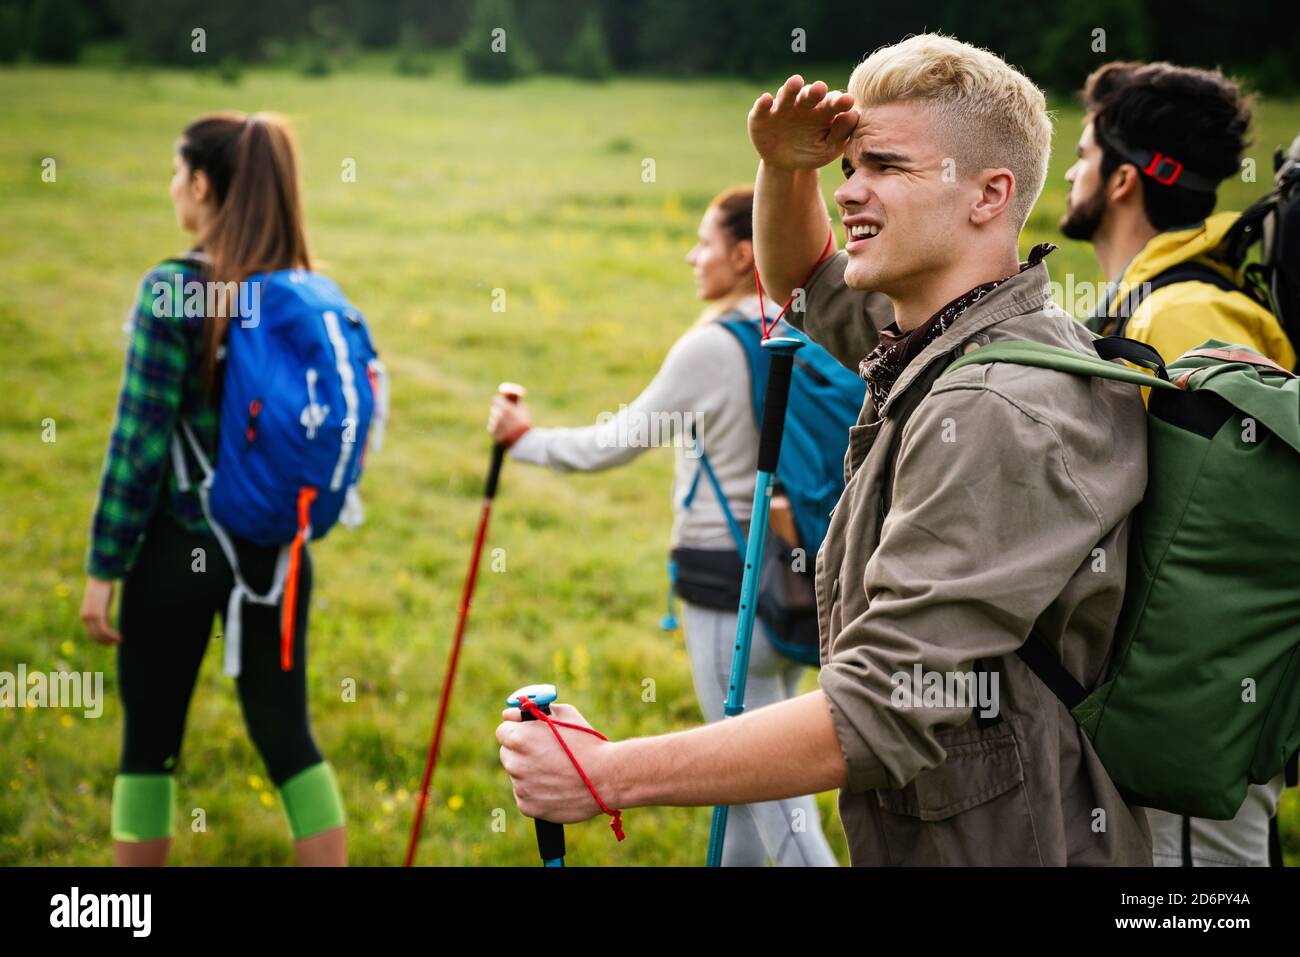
top-left (1080, 61), bottom-right (1255, 230)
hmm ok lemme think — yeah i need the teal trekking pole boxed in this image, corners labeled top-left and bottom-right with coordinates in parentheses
top-left (706, 335), bottom-right (804, 867)
top-left (507, 683), bottom-right (567, 866)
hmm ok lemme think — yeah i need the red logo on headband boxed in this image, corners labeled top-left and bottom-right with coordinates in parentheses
top-left (1143, 152), bottom-right (1184, 186)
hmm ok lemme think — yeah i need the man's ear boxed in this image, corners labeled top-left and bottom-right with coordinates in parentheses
top-left (970, 168), bottom-right (1015, 227)
top-left (730, 237), bottom-right (755, 275)
top-left (1107, 164), bottom-right (1141, 206)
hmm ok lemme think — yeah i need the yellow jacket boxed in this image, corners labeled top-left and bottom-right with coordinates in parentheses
top-left (1100, 212), bottom-right (1295, 370)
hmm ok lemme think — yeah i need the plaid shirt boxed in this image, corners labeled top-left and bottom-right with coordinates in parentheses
top-left (87, 258), bottom-right (219, 579)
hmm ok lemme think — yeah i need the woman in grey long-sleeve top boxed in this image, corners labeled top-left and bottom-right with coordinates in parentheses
top-left (486, 186), bottom-right (837, 866)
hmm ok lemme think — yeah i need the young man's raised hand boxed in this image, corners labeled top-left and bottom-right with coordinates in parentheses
top-left (748, 76), bottom-right (859, 171)
top-left (750, 76), bottom-right (856, 302)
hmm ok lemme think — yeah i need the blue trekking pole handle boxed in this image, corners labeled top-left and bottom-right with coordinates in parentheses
top-left (507, 683), bottom-right (566, 867)
top-left (706, 337), bottom-right (804, 867)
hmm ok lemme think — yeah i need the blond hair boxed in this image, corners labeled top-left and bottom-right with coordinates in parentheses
top-left (847, 33), bottom-right (1052, 231)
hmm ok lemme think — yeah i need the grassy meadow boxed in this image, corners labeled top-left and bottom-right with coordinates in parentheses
top-left (1, 53), bottom-right (1297, 866)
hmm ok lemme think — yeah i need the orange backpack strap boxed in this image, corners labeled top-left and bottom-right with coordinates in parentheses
top-left (280, 487), bottom-right (318, 671)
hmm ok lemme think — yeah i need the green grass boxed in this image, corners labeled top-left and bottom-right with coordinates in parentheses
top-left (1, 58), bottom-right (1297, 866)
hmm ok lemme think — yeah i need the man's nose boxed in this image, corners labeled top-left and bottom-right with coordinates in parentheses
top-left (834, 173), bottom-right (870, 210)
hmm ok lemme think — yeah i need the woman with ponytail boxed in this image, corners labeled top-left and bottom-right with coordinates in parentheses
top-left (81, 112), bottom-right (349, 866)
top-left (485, 186), bottom-right (838, 866)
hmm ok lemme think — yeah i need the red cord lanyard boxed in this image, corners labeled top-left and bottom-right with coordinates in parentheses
top-left (517, 696), bottom-right (626, 842)
top-left (753, 228), bottom-right (836, 339)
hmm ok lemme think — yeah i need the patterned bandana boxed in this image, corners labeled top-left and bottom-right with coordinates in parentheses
top-left (858, 243), bottom-right (1056, 412)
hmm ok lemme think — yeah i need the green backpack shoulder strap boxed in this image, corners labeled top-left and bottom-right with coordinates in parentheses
top-left (943, 337), bottom-right (1181, 392)
top-left (934, 334), bottom-right (1178, 718)
top-left (885, 336), bottom-right (1176, 520)
top-left (946, 337), bottom-right (1300, 454)
top-left (939, 334), bottom-right (1300, 739)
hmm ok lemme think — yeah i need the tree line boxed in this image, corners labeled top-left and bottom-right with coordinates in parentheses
top-left (2, 0), bottom-right (1295, 95)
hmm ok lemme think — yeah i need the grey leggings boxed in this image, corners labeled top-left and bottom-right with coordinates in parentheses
top-left (681, 600), bottom-right (838, 866)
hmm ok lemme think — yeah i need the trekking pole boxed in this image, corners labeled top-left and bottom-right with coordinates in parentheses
top-left (507, 683), bottom-right (567, 867)
top-left (706, 336), bottom-right (804, 867)
top-left (404, 382), bottom-right (526, 867)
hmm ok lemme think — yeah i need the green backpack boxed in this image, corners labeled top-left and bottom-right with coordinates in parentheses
top-left (943, 336), bottom-right (1300, 820)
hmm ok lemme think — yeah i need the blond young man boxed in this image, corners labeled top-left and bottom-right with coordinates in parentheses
top-left (497, 34), bottom-right (1153, 866)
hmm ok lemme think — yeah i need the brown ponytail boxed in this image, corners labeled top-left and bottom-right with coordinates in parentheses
top-left (178, 111), bottom-right (312, 392)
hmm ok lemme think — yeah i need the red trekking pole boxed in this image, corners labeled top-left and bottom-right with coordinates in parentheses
top-left (404, 382), bottom-right (526, 866)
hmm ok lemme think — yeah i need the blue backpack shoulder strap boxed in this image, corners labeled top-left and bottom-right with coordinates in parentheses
top-left (716, 313), bottom-right (827, 428)
top-left (717, 311), bottom-right (776, 428)
top-left (678, 310), bottom-right (762, 557)
top-left (718, 313), bottom-right (862, 554)
top-left (682, 429), bottom-right (747, 556)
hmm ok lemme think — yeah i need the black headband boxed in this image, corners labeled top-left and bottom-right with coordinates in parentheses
top-left (1094, 124), bottom-right (1220, 194)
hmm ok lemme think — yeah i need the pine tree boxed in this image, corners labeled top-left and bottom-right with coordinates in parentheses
top-left (0, 3), bottom-right (24, 63)
top-left (28, 0), bottom-right (83, 63)
top-left (563, 10), bottom-right (613, 81)
top-left (461, 0), bottom-right (535, 83)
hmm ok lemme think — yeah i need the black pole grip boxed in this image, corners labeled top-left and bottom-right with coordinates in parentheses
top-left (756, 351), bottom-right (796, 474)
top-left (485, 386), bottom-right (523, 499)
top-left (521, 702), bottom-right (567, 863)
top-left (484, 442), bottom-right (507, 499)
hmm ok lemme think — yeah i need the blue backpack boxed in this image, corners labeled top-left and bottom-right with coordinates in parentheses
top-left (666, 312), bottom-right (865, 665)
top-left (172, 265), bottom-right (387, 678)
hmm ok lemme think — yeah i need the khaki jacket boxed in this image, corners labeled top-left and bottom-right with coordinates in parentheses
top-left (790, 250), bottom-right (1153, 865)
